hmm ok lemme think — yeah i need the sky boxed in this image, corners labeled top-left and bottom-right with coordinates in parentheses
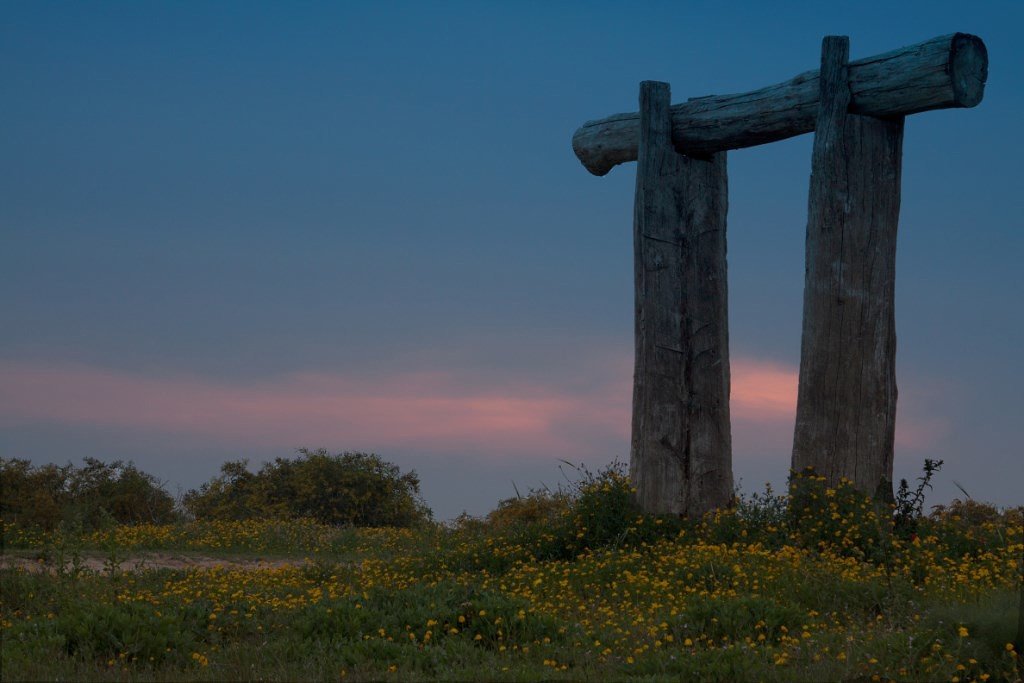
top-left (2, 1), bottom-right (1021, 520)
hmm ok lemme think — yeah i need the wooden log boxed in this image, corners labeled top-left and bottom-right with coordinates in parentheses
top-left (630, 80), bottom-right (733, 517)
top-left (573, 33), bottom-right (985, 175)
top-left (791, 36), bottom-right (903, 501)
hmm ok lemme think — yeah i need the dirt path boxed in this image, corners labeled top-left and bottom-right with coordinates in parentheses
top-left (0, 551), bottom-right (309, 574)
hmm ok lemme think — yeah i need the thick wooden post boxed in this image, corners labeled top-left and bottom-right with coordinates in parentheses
top-left (792, 37), bottom-right (904, 500)
top-left (630, 81), bottom-right (733, 517)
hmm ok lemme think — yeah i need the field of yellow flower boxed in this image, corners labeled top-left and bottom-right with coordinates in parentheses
top-left (1, 471), bottom-right (1022, 681)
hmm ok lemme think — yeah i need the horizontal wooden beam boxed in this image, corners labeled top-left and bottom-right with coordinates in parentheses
top-left (572, 33), bottom-right (987, 176)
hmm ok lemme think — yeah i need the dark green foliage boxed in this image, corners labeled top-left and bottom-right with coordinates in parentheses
top-left (0, 457), bottom-right (178, 532)
top-left (783, 467), bottom-right (897, 564)
top-left (923, 498), bottom-right (1021, 557)
top-left (181, 449), bottom-right (432, 527)
top-left (178, 460), bottom-right (256, 522)
top-left (1, 457), bottom-right (1021, 682)
top-left (567, 460), bottom-right (644, 550)
top-left (893, 458), bottom-right (943, 537)
top-left (690, 482), bottom-right (788, 549)
top-left (485, 489), bottom-right (569, 531)
top-left (682, 594), bottom-right (806, 643)
top-left (447, 461), bottom-right (683, 572)
top-left (56, 600), bottom-right (203, 665)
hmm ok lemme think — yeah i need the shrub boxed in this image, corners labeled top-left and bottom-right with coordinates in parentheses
top-left (178, 459), bottom-right (256, 522)
top-left (486, 489), bottom-right (569, 531)
top-left (182, 449), bottom-right (432, 527)
top-left (473, 461), bottom-right (681, 566)
top-left (569, 462), bottom-right (633, 541)
top-left (785, 467), bottom-right (889, 561)
top-left (924, 499), bottom-right (1024, 559)
top-left (893, 458), bottom-right (943, 537)
top-left (0, 457), bottom-right (178, 531)
top-left (0, 458), bottom-right (67, 530)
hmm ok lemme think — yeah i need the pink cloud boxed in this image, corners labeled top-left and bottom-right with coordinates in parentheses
top-left (0, 361), bottom-right (607, 457)
top-left (0, 355), bottom-right (946, 458)
top-left (730, 358), bottom-right (798, 422)
top-left (727, 358), bottom-right (951, 452)
top-left (893, 416), bottom-right (950, 450)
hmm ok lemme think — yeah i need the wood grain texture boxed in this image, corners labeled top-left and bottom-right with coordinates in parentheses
top-left (630, 81), bottom-right (733, 517)
top-left (573, 33), bottom-right (984, 175)
top-left (791, 37), bottom-right (903, 501)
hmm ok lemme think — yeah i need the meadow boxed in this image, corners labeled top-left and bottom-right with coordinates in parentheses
top-left (1, 466), bottom-right (1022, 682)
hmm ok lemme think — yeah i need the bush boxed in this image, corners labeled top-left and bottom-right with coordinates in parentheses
top-left (923, 499), bottom-right (1024, 559)
top-left (486, 489), bottom-right (569, 531)
top-left (785, 468), bottom-right (889, 561)
top-left (470, 461), bottom-right (682, 567)
top-left (182, 449), bottom-right (432, 527)
top-left (0, 457), bottom-right (178, 531)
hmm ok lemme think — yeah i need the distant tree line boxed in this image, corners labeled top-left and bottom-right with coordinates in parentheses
top-left (0, 449), bottom-right (431, 531)
top-left (0, 457), bottom-right (177, 530)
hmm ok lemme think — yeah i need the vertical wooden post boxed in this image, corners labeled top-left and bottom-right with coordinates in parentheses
top-left (630, 81), bottom-right (733, 517)
top-left (792, 37), bottom-right (904, 500)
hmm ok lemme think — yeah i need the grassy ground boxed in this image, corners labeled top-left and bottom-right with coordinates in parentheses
top-left (2, 473), bottom-right (1022, 681)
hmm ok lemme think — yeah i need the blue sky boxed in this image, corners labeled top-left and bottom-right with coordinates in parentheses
top-left (2, 1), bottom-right (1021, 519)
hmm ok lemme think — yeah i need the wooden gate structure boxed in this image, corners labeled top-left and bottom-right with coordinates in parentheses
top-left (571, 34), bottom-right (988, 516)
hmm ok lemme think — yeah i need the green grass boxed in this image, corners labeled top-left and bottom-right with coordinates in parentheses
top-left (2, 472), bottom-right (1022, 681)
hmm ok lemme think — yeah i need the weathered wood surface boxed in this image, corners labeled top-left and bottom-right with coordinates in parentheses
top-left (573, 33), bottom-right (985, 175)
top-left (791, 37), bottom-right (903, 500)
top-left (630, 81), bottom-right (733, 517)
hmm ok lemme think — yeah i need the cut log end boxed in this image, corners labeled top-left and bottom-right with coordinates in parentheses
top-left (572, 123), bottom-right (617, 177)
top-left (951, 33), bottom-right (988, 108)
